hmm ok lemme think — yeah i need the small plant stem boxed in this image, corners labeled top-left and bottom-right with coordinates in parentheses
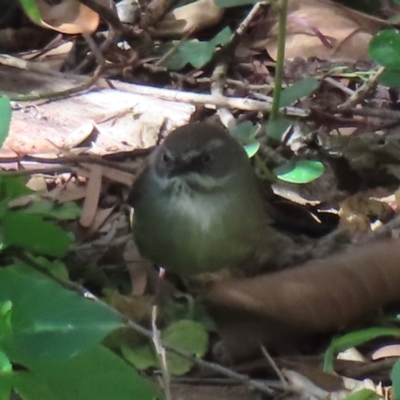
top-left (269, 0), bottom-right (288, 121)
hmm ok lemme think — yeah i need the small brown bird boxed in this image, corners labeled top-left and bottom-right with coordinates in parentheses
top-left (128, 122), bottom-right (291, 275)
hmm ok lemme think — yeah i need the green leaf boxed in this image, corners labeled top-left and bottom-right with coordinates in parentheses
top-left (0, 351), bottom-right (12, 374)
top-left (0, 372), bottom-right (12, 400)
top-left (122, 319), bottom-right (209, 376)
top-left (391, 359), bottom-right (400, 400)
top-left (279, 77), bottom-right (320, 107)
top-left (244, 142), bottom-right (260, 158)
top-left (20, 200), bottom-right (81, 220)
top-left (369, 29), bottom-right (400, 69)
top-left (0, 301), bottom-right (12, 341)
top-left (265, 118), bottom-right (294, 141)
top-left (17, 257), bottom-right (69, 280)
top-left (121, 342), bottom-right (157, 371)
top-left (324, 327), bottom-right (400, 372)
top-left (13, 346), bottom-right (159, 400)
top-left (0, 97), bottom-right (11, 148)
top-left (18, 0), bottom-right (42, 24)
top-left (3, 212), bottom-right (71, 257)
top-left (342, 389), bottom-right (380, 400)
top-left (165, 27), bottom-right (231, 70)
top-left (0, 176), bottom-right (32, 201)
top-left (377, 69), bottom-right (400, 88)
top-left (163, 320), bottom-right (208, 376)
top-left (275, 160), bottom-right (324, 184)
top-left (0, 267), bottom-right (123, 364)
top-left (230, 121), bottom-right (258, 142)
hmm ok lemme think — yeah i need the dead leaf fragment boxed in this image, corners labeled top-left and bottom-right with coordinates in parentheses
top-left (253, 0), bottom-right (385, 62)
top-left (339, 194), bottom-right (394, 233)
top-left (150, 0), bottom-right (225, 37)
top-left (372, 345), bottom-right (400, 360)
top-left (35, 0), bottom-right (100, 34)
top-left (80, 164), bottom-right (102, 227)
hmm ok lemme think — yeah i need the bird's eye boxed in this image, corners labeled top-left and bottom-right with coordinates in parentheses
top-left (202, 153), bottom-right (212, 164)
top-left (162, 153), bottom-right (171, 163)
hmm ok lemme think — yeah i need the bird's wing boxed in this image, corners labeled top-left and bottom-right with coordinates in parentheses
top-left (127, 164), bottom-right (151, 207)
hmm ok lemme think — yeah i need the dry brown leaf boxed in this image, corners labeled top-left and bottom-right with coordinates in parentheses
top-left (26, 176), bottom-right (48, 191)
top-left (54, 186), bottom-right (87, 203)
top-left (252, 0), bottom-right (388, 62)
top-left (339, 194), bottom-right (394, 234)
top-left (150, 0), bottom-right (225, 37)
top-left (80, 164), bottom-right (102, 227)
top-left (278, 360), bottom-right (344, 391)
top-left (372, 345), bottom-right (400, 360)
top-left (35, 0), bottom-right (100, 34)
top-left (63, 122), bottom-right (96, 150)
top-left (88, 206), bottom-right (115, 235)
top-left (100, 165), bottom-right (135, 187)
top-left (141, 0), bottom-right (174, 29)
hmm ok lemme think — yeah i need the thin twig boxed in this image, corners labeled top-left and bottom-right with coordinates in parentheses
top-left (211, 62), bottom-right (236, 129)
top-left (111, 80), bottom-right (309, 116)
top-left (0, 152), bottom-right (149, 174)
top-left (339, 66), bottom-right (385, 109)
top-left (261, 345), bottom-right (288, 389)
top-left (332, 106), bottom-right (400, 120)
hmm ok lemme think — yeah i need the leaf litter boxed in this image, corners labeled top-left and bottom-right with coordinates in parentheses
top-left (2, 0), bottom-right (400, 399)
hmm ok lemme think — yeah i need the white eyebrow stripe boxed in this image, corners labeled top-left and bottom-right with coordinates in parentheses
top-left (207, 138), bottom-right (225, 150)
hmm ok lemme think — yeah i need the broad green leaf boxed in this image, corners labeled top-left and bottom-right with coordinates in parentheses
top-left (391, 359), bottom-right (400, 400)
top-left (0, 372), bottom-right (12, 400)
top-left (17, 257), bottom-right (69, 280)
top-left (165, 27), bottom-right (231, 70)
top-left (13, 346), bottom-right (159, 400)
top-left (244, 142), bottom-right (260, 158)
top-left (123, 319), bottom-right (209, 376)
top-left (18, 0), bottom-right (42, 24)
top-left (0, 301), bottom-right (12, 340)
top-left (342, 389), bottom-right (380, 400)
top-left (230, 122), bottom-right (260, 158)
top-left (0, 176), bottom-right (32, 201)
top-left (0, 305), bottom-right (15, 400)
top-left (121, 342), bottom-right (157, 371)
top-left (369, 29), bottom-right (400, 69)
top-left (279, 77), bottom-right (320, 107)
top-left (0, 351), bottom-right (12, 374)
top-left (324, 327), bottom-right (400, 372)
top-left (163, 319), bottom-right (208, 376)
top-left (20, 200), bottom-right (81, 220)
top-left (275, 160), bottom-right (324, 184)
top-left (230, 121), bottom-right (258, 142)
top-left (3, 212), bottom-right (71, 257)
top-left (0, 267), bottom-right (123, 365)
top-left (377, 69), bottom-right (400, 88)
top-left (265, 118), bottom-right (294, 141)
top-left (209, 27), bottom-right (231, 46)
top-left (0, 97), bottom-right (11, 148)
